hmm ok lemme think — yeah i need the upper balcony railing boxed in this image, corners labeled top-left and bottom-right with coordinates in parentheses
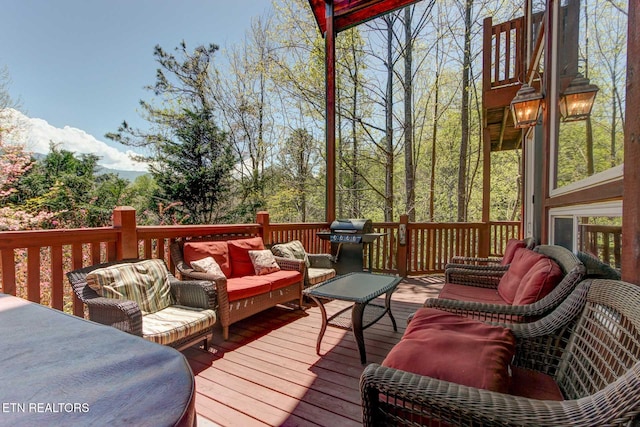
top-left (0, 207), bottom-right (520, 315)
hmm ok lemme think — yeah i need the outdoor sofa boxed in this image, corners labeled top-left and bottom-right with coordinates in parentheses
top-left (171, 236), bottom-right (304, 340)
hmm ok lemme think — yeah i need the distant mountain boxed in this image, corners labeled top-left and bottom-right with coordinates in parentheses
top-left (97, 166), bottom-right (149, 182)
top-left (30, 153), bottom-right (148, 182)
top-left (4, 109), bottom-right (149, 174)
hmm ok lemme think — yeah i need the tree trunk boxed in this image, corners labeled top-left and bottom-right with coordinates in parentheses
top-left (385, 16), bottom-right (395, 222)
top-left (404, 7), bottom-right (416, 222)
top-left (457, 0), bottom-right (473, 222)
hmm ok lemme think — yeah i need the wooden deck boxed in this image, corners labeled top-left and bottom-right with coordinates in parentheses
top-left (183, 276), bottom-right (444, 427)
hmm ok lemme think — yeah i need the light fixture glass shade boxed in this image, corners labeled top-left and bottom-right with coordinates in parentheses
top-left (510, 83), bottom-right (543, 128)
top-left (559, 74), bottom-right (599, 122)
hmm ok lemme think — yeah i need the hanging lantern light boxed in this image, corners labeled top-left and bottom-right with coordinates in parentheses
top-left (559, 73), bottom-right (599, 122)
top-left (510, 83), bottom-right (543, 128)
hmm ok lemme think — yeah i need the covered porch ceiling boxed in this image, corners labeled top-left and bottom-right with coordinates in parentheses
top-left (308, 0), bottom-right (424, 35)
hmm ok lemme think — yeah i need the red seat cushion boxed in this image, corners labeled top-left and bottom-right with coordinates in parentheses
top-left (512, 256), bottom-right (563, 305)
top-left (509, 366), bottom-right (563, 400)
top-left (227, 237), bottom-right (265, 278)
top-left (497, 248), bottom-right (548, 304)
top-left (226, 277), bottom-right (271, 301)
top-left (183, 241), bottom-right (231, 277)
top-left (382, 308), bottom-right (516, 393)
top-left (258, 270), bottom-right (303, 291)
top-left (438, 282), bottom-right (508, 305)
top-left (501, 239), bottom-right (528, 265)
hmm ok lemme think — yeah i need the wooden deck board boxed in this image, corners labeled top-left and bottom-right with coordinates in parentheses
top-left (186, 276), bottom-right (443, 427)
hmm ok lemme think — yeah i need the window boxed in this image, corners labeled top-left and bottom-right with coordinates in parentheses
top-left (549, 201), bottom-right (621, 269)
top-left (552, 0), bottom-right (627, 191)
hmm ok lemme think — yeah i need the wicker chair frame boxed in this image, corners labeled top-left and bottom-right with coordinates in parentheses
top-left (427, 245), bottom-right (586, 323)
top-left (67, 259), bottom-right (217, 351)
top-left (170, 240), bottom-right (304, 340)
top-left (361, 278), bottom-right (640, 426)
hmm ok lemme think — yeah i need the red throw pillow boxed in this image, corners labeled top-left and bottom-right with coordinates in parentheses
top-left (383, 308), bottom-right (516, 393)
top-left (512, 257), bottom-right (563, 305)
top-left (501, 239), bottom-right (527, 265)
top-left (227, 237), bottom-right (265, 277)
top-left (183, 241), bottom-right (231, 277)
top-left (497, 248), bottom-right (548, 304)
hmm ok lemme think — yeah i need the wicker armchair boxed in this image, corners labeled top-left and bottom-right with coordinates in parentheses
top-left (67, 259), bottom-right (217, 351)
top-left (446, 236), bottom-right (536, 269)
top-left (361, 278), bottom-right (640, 426)
top-left (428, 245), bottom-right (585, 323)
top-left (270, 240), bottom-right (337, 287)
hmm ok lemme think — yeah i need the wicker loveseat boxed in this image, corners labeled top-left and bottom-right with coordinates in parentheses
top-left (427, 245), bottom-right (585, 323)
top-left (171, 236), bottom-right (304, 340)
top-left (361, 278), bottom-right (640, 426)
top-left (67, 258), bottom-right (217, 351)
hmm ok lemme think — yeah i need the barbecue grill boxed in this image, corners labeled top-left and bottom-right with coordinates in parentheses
top-left (317, 219), bottom-right (385, 275)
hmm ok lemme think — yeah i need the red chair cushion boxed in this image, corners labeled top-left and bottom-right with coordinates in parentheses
top-left (183, 241), bottom-right (231, 277)
top-left (497, 248), bottom-right (548, 304)
top-left (501, 239), bottom-right (527, 265)
top-left (227, 237), bottom-right (265, 277)
top-left (438, 282), bottom-right (508, 305)
top-left (512, 257), bottom-right (563, 305)
top-left (509, 366), bottom-right (563, 400)
top-left (382, 308), bottom-right (516, 393)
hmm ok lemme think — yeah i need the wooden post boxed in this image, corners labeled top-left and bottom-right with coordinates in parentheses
top-left (113, 206), bottom-right (138, 260)
top-left (397, 214), bottom-right (409, 277)
top-left (479, 127), bottom-right (492, 258)
top-left (256, 211), bottom-right (271, 246)
top-left (622, 0), bottom-right (640, 284)
top-left (325, 0), bottom-right (336, 224)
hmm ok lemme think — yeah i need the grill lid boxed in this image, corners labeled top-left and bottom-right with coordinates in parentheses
top-left (329, 219), bottom-right (373, 234)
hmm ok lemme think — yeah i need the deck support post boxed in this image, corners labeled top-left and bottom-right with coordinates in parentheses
top-left (257, 211), bottom-right (271, 246)
top-left (622, 0), bottom-right (640, 284)
top-left (113, 206), bottom-right (138, 260)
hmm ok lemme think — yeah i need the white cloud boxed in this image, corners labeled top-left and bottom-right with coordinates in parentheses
top-left (3, 109), bottom-right (148, 172)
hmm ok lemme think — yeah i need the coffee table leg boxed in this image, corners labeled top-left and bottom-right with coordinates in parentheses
top-left (351, 302), bottom-right (367, 364)
top-left (385, 290), bottom-right (398, 332)
top-left (309, 295), bottom-right (328, 355)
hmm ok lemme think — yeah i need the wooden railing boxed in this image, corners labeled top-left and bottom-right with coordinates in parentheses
top-left (579, 224), bottom-right (622, 268)
top-left (483, 16), bottom-right (524, 91)
top-left (0, 207), bottom-right (520, 314)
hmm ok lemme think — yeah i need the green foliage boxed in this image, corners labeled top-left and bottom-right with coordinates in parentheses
top-left (107, 42), bottom-right (236, 224)
top-left (12, 144), bottom-right (130, 227)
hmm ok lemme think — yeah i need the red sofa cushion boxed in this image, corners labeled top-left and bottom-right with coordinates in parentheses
top-left (497, 248), bottom-right (548, 304)
top-left (183, 241), bottom-right (231, 277)
top-left (226, 276), bottom-right (271, 301)
top-left (258, 270), bottom-right (303, 291)
top-left (512, 257), bottom-right (563, 305)
top-left (382, 308), bottom-right (516, 393)
top-left (227, 237), bottom-right (265, 278)
top-left (438, 282), bottom-right (508, 305)
top-left (501, 239), bottom-right (527, 265)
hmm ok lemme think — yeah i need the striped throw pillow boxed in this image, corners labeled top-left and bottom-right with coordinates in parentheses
top-left (86, 259), bottom-right (174, 315)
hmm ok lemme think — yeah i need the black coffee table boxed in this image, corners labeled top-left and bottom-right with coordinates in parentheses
top-left (303, 272), bottom-right (401, 364)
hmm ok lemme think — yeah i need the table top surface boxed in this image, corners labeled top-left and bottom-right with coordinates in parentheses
top-left (303, 272), bottom-right (401, 303)
top-left (0, 293), bottom-right (194, 426)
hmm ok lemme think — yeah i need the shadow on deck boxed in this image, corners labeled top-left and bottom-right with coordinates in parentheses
top-left (184, 275), bottom-right (444, 427)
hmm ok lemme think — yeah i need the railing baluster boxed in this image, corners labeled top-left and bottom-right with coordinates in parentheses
top-left (27, 247), bottom-right (40, 303)
top-left (1, 249), bottom-right (16, 295)
top-left (51, 245), bottom-right (64, 310)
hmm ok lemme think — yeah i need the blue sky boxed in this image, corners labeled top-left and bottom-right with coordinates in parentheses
top-left (2, 0), bottom-right (271, 168)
